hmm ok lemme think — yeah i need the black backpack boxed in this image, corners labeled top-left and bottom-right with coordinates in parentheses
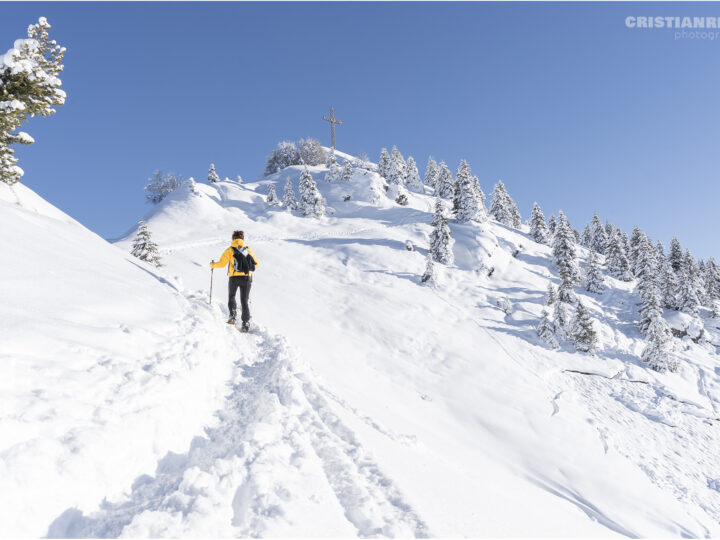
top-left (232, 246), bottom-right (256, 274)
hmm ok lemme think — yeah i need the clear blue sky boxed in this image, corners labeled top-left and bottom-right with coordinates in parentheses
top-left (3, 2), bottom-right (719, 257)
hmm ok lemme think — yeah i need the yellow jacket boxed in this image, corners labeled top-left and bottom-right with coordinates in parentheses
top-left (211, 239), bottom-right (259, 277)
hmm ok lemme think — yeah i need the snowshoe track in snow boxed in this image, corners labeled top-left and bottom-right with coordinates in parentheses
top-left (48, 328), bottom-right (427, 538)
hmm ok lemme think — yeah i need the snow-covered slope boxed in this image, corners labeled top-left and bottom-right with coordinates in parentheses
top-left (3, 154), bottom-right (720, 537)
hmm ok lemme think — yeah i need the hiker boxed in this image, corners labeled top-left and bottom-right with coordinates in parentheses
top-left (210, 230), bottom-right (259, 331)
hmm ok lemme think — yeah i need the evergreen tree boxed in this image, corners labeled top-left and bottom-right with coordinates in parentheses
top-left (282, 177), bottom-right (298, 210)
top-left (552, 211), bottom-right (580, 301)
top-left (546, 283), bottom-right (558, 305)
top-left (434, 161), bottom-right (455, 199)
top-left (634, 235), bottom-right (658, 300)
top-left (642, 317), bottom-right (677, 372)
top-left (207, 163), bottom-right (220, 183)
top-left (604, 221), bottom-right (615, 240)
top-left (659, 257), bottom-right (679, 309)
top-left (548, 214), bottom-right (557, 236)
top-left (429, 197), bottom-right (454, 264)
top-left (405, 156), bottom-right (423, 191)
top-left (668, 237), bottom-right (684, 273)
top-left (424, 156), bottom-right (439, 188)
top-left (236, 175), bottom-right (243, 184)
top-left (388, 146), bottom-right (407, 186)
top-left (553, 298), bottom-right (571, 339)
top-left (265, 141), bottom-right (300, 175)
top-left (571, 301), bottom-right (598, 353)
top-left (678, 251), bottom-right (700, 315)
top-left (266, 184), bottom-right (279, 206)
top-left (629, 227), bottom-right (646, 274)
top-left (606, 230), bottom-right (633, 281)
top-left (420, 253), bottom-right (437, 286)
top-left (590, 213), bottom-right (608, 255)
top-left (326, 159), bottom-right (342, 182)
top-left (298, 169), bottom-right (325, 217)
top-left (341, 159), bottom-right (353, 182)
top-left (325, 146), bottom-right (337, 167)
top-left (489, 180), bottom-right (521, 227)
top-left (131, 221), bottom-right (162, 267)
top-left (297, 137), bottom-right (326, 166)
top-left (655, 240), bottom-right (665, 259)
top-left (1, 17), bottom-right (66, 185)
top-left (537, 309), bottom-right (559, 349)
top-left (638, 279), bottom-right (664, 335)
top-left (472, 175), bottom-right (487, 220)
top-left (584, 250), bottom-right (605, 293)
top-left (704, 258), bottom-right (720, 304)
top-left (530, 203), bottom-right (550, 244)
top-left (454, 160), bottom-right (483, 222)
top-left (377, 148), bottom-right (391, 178)
top-left (580, 223), bottom-right (592, 248)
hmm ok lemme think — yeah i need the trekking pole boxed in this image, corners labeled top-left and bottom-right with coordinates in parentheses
top-left (209, 263), bottom-right (214, 305)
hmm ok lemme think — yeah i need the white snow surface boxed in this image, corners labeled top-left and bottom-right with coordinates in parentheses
top-left (3, 158), bottom-right (720, 538)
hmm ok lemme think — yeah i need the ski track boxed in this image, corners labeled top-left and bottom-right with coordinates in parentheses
top-left (48, 327), bottom-right (428, 538)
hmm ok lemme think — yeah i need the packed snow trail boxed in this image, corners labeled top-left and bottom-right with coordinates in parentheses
top-left (48, 328), bottom-right (429, 538)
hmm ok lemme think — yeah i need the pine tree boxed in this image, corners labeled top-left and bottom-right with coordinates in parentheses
top-left (388, 146), bottom-right (407, 186)
top-left (605, 221), bottom-right (615, 240)
top-left (266, 184), bottom-right (279, 206)
top-left (546, 283), bottom-right (558, 305)
top-left (530, 203), bottom-right (550, 244)
top-left (553, 298), bottom-right (571, 338)
top-left (377, 148), bottom-right (391, 178)
top-left (590, 213), bottom-right (608, 255)
top-left (634, 235), bottom-right (658, 300)
top-left (638, 279), bottom-right (663, 335)
top-left (236, 175), bottom-right (243, 184)
top-left (424, 157), bottom-right (439, 188)
top-left (434, 161), bottom-right (455, 199)
top-left (429, 197), bottom-right (454, 264)
top-left (678, 252), bottom-right (700, 315)
top-left (584, 250), bottom-right (605, 293)
top-left (420, 253), bottom-right (437, 286)
top-left (325, 146), bottom-right (337, 167)
top-left (145, 171), bottom-right (183, 204)
top-left (282, 177), bottom-right (298, 210)
top-left (326, 159), bottom-right (342, 182)
top-left (581, 223), bottom-right (592, 248)
top-left (472, 176), bottom-right (487, 221)
top-left (131, 221), bottom-right (162, 267)
top-left (207, 163), bottom-right (220, 183)
top-left (341, 159), bottom-right (353, 182)
top-left (571, 301), bottom-right (598, 353)
top-left (548, 214), bottom-right (557, 236)
top-left (489, 180), bottom-right (521, 227)
top-left (606, 230), bottom-right (633, 281)
top-left (705, 258), bottom-right (720, 304)
top-left (552, 211), bottom-right (580, 302)
top-left (297, 137), bottom-right (326, 166)
top-left (454, 160), bottom-right (482, 223)
top-left (659, 257), bottom-right (679, 309)
top-left (668, 237), bottom-right (684, 273)
top-left (298, 169), bottom-right (325, 217)
top-left (629, 227), bottom-right (646, 275)
top-left (642, 317), bottom-right (677, 372)
top-left (1, 17), bottom-right (66, 185)
top-left (537, 309), bottom-right (559, 348)
top-left (265, 141), bottom-right (300, 175)
top-left (405, 156), bottom-right (423, 191)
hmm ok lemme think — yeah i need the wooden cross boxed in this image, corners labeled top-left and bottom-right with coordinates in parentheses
top-left (322, 107), bottom-right (343, 150)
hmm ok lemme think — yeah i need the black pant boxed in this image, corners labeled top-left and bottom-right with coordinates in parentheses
top-left (228, 276), bottom-right (252, 322)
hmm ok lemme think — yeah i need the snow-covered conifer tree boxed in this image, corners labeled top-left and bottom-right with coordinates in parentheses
top-left (489, 180), bottom-right (521, 227)
top-left (704, 258), bottom-right (720, 305)
top-left (638, 279), bottom-right (664, 335)
top-left (537, 309), bottom-right (559, 348)
top-left (326, 159), bottom-right (342, 182)
top-left (629, 227), bottom-right (646, 274)
top-left (606, 230), bottom-right (633, 281)
top-left (642, 317), bottom-right (676, 372)
top-left (420, 253), bottom-right (437, 286)
top-left (131, 221), bottom-right (162, 267)
top-left (388, 146), bottom-right (407, 186)
top-left (668, 237), bottom-right (684, 273)
top-left (1, 17), bottom-right (66, 186)
top-left (297, 137), bottom-right (326, 166)
top-left (207, 163), bottom-right (220, 183)
top-left (435, 161), bottom-right (455, 199)
top-left (325, 146), bottom-right (337, 167)
top-left (530, 203), bottom-right (550, 244)
top-left (678, 253), bottom-right (700, 315)
top-left (424, 157), bottom-right (439, 188)
top-left (659, 258), bottom-right (679, 309)
top-left (266, 184), bottom-right (279, 206)
top-left (236, 175), bottom-right (243, 184)
top-left (282, 177), bottom-right (298, 210)
top-left (605, 221), bottom-right (615, 240)
top-left (581, 223), bottom-right (592, 248)
top-left (584, 250), bottom-right (605, 293)
top-left (546, 283), bottom-right (558, 305)
top-left (590, 213), bottom-right (608, 255)
top-left (429, 197), bottom-right (454, 264)
top-left (341, 159), bottom-right (353, 182)
top-left (265, 141), bottom-right (300, 175)
top-left (298, 169), bottom-right (325, 217)
top-left (553, 211), bottom-right (580, 301)
top-left (405, 156), bottom-right (423, 191)
top-left (472, 176), bottom-right (487, 220)
top-left (571, 301), bottom-right (598, 353)
top-left (548, 214), bottom-right (557, 236)
top-left (145, 171), bottom-right (183, 204)
top-left (454, 160), bottom-right (482, 222)
top-left (553, 298), bottom-right (571, 338)
top-left (377, 148), bottom-right (391, 179)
